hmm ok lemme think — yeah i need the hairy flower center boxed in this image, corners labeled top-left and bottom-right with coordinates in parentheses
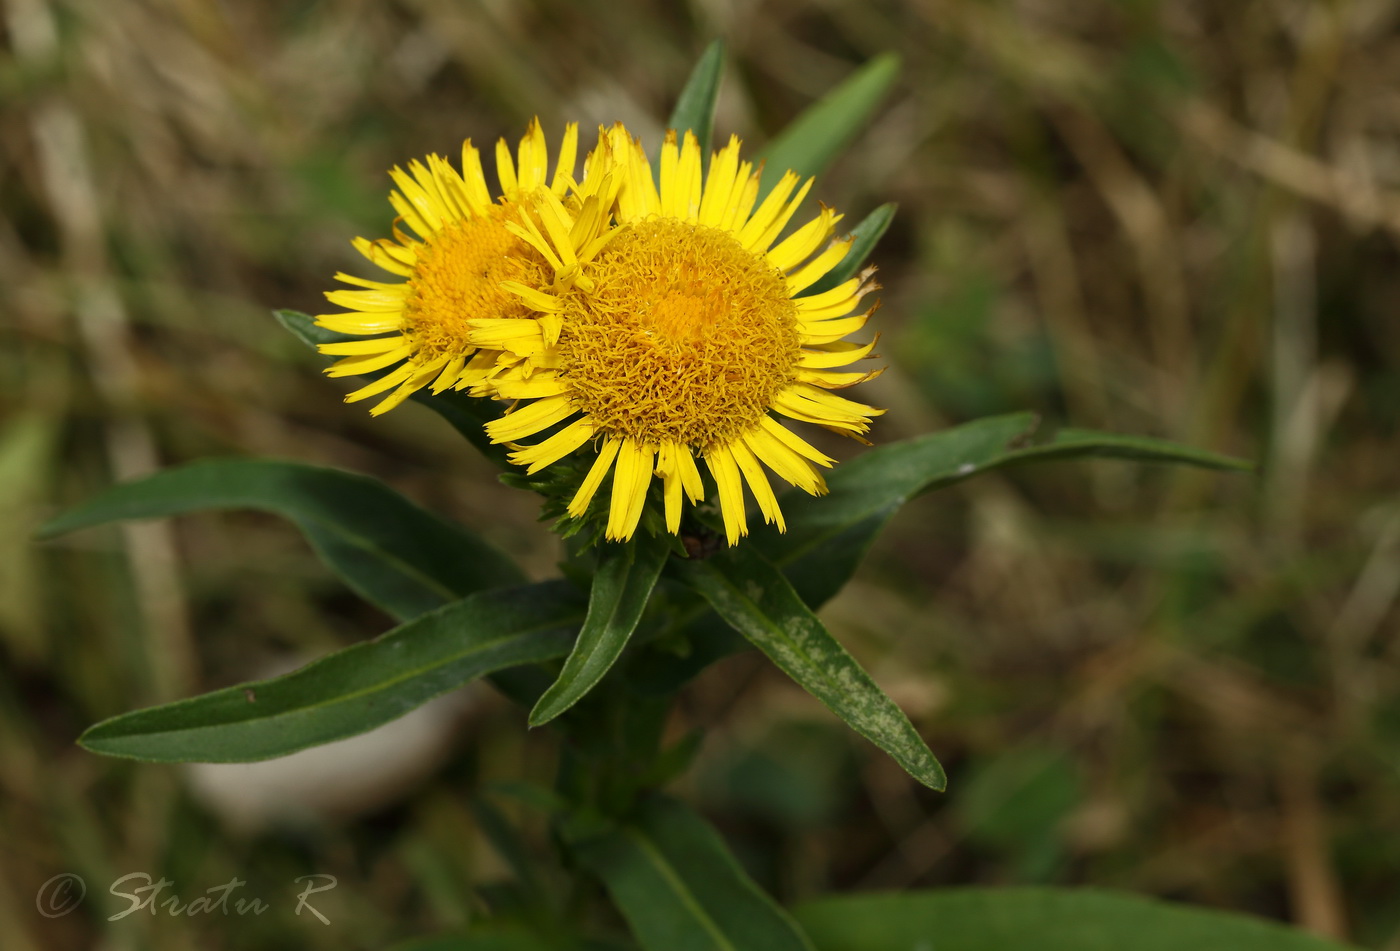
top-left (405, 205), bottom-right (544, 359)
top-left (559, 218), bottom-right (799, 450)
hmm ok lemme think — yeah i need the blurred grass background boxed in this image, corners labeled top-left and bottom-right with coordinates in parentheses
top-left (3, 0), bottom-right (1399, 948)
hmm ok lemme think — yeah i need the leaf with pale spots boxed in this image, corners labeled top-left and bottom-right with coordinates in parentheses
top-left (676, 545), bottom-right (945, 791)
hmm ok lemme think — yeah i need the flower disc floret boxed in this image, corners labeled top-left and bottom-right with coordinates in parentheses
top-left (559, 218), bottom-right (799, 451)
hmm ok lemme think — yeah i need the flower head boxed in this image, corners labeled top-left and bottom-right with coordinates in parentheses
top-left (484, 125), bottom-right (883, 545)
top-left (315, 120), bottom-right (583, 414)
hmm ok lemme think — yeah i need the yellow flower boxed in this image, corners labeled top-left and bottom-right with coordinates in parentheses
top-left (315, 119), bottom-right (587, 414)
top-left (482, 125), bottom-right (883, 545)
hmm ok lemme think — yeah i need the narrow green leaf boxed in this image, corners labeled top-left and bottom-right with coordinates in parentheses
top-left (274, 308), bottom-right (508, 466)
top-left (573, 794), bottom-right (814, 951)
top-left (794, 888), bottom-right (1362, 951)
top-left (39, 458), bottom-right (524, 622)
top-left (797, 203), bottom-right (895, 299)
top-left (677, 545), bottom-right (945, 791)
top-left (759, 413), bottom-right (1252, 610)
top-left (78, 582), bottom-right (585, 762)
top-left (757, 53), bottom-right (900, 197)
top-left (667, 40), bottom-right (726, 156)
top-left (529, 533), bottom-right (670, 725)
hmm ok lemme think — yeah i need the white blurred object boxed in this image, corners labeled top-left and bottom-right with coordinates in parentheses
top-left (184, 659), bottom-right (477, 832)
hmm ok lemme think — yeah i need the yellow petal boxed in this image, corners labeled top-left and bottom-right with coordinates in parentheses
top-left (705, 446), bottom-right (748, 545)
top-left (786, 238), bottom-right (854, 295)
top-left (607, 440), bottom-right (655, 541)
top-left (511, 418), bottom-right (595, 474)
top-left (325, 344), bottom-right (414, 378)
top-left (568, 435), bottom-right (621, 518)
top-left (486, 395), bottom-right (576, 442)
top-left (729, 438), bottom-right (784, 532)
top-left (551, 122), bottom-right (579, 195)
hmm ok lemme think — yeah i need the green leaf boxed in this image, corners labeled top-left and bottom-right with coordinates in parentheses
top-left (573, 794), bottom-right (814, 951)
top-left (40, 458), bottom-right (524, 622)
top-left (78, 582), bottom-right (585, 762)
top-left (798, 203), bottom-right (895, 299)
top-left (760, 412), bottom-right (1252, 610)
top-left (274, 309), bottom-right (509, 466)
top-left (676, 545), bottom-right (945, 791)
top-left (793, 888), bottom-right (1362, 951)
top-left (757, 53), bottom-right (900, 197)
top-left (667, 40), bottom-right (726, 157)
top-left (529, 533), bottom-right (671, 725)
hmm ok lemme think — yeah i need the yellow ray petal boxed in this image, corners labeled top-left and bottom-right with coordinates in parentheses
top-left (344, 362), bottom-right (415, 403)
top-left (698, 134), bottom-right (742, 227)
top-left (658, 441), bottom-right (685, 533)
top-left (351, 236), bottom-right (416, 277)
top-left (796, 366), bottom-right (882, 388)
top-left (459, 141), bottom-right (493, 213)
top-left (742, 426), bottom-right (825, 495)
top-left (493, 375), bottom-right (567, 399)
top-left (786, 238), bottom-right (854, 294)
top-left (607, 440), bottom-right (655, 541)
top-left (486, 395), bottom-right (577, 442)
top-left (316, 312), bottom-right (403, 334)
top-left (430, 353), bottom-right (468, 394)
top-left (796, 339), bottom-right (879, 368)
top-left (705, 446), bottom-right (748, 545)
top-left (517, 117), bottom-right (548, 192)
top-left (325, 344), bottom-right (415, 378)
top-left (551, 122), bottom-right (579, 195)
top-left (511, 418), bottom-right (595, 473)
top-left (767, 207), bottom-right (840, 272)
top-left (369, 358), bottom-right (446, 416)
top-left (495, 136), bottom-right (518, 197)
top-left (760, 415), bottom-right (835, 467)
top-left (716, 161), bottom-right (757, 231)
top-left (568, 435), bottom-right (621, 518)
top-left (728, 438), bottom-right (784, 532)
top-left (324, 288), bottom-right (409, 312)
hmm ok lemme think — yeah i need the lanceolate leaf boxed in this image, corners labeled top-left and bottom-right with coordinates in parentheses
top-left (667, 40), bottom-right (726, 157)
top-left (760, 412), bottom-right (1252, 609)
top-left (79, 582), bottom-right (585, 763)
top-left (677, 545), bottom-right (946, 791)
top-left (758, 53), bottom-right (901, 198)
top-left (573, 795), bottom-right (814, 951)
top-left (529, 533), bottom-right (671, 726)
top-left (40, 458), bottom-right (524, 622)
top-left (793, 888), bottom-right (1362, 951)
top-left (274, 309), bottom-right (508, 466)
top-left (798, 203), bottom-right (896, 299)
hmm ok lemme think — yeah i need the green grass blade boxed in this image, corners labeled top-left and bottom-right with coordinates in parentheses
top-left (797, 203), bottom-right (895, 299)
top-left (667, 40), bottom-right (726, 156)
top-left (529, 533), bottom-right (670, 726)
top-left (40, 458), bottom-right (524, 622)
top-left (757, 53), bottom-right (900, 197)
top-left (78, 582), bottom-right (585, 762)
top-left (794, 888), bottom-right (1363, 951)
top-left (573, 795), bottom-right (815, 951)
top-left (677, 545), bottom-right (946, 791)
top-left (274, 308), bottom-right (508, 466)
